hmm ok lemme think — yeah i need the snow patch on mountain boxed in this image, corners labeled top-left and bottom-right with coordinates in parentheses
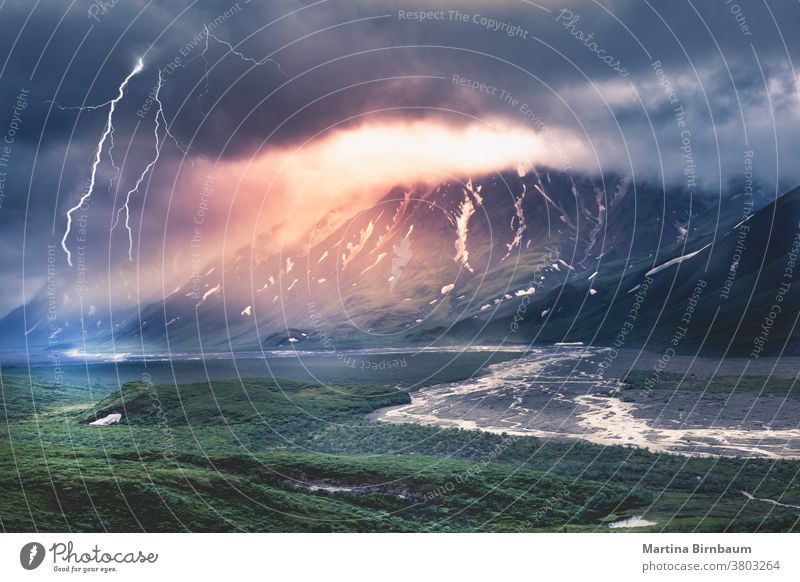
top-left (503, 184), bottom-right (527, 261)
top-left (454, 190), bottom-right (476, 272)
top-left (342, 220), bottom-right (375, 269)
top-left (361, 252), bottom-right (387, 275)
top-left (646, 244), bottom-right (711, 277)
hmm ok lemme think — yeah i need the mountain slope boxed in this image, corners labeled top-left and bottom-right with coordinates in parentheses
top-left (1, 166), bottom-right (781, 356)
top-left (100, 166), bottom-right (721, 352)
top-left (494, 186), bottom-right (800, 356)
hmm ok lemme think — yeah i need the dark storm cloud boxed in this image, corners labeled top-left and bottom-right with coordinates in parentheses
top-left (0, 0), bottom-right (799, 316)
top-left (2, 1), bottom-right (799, 167)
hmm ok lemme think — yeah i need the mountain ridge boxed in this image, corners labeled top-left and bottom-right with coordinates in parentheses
top-left (1, 167), bottom-right (796, 357)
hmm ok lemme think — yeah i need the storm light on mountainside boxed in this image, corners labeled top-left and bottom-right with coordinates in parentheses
top-left (223, 119), bottom-right (589, 249)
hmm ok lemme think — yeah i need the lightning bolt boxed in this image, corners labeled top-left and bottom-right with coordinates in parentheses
top-left (48, 99), bottom-right (116, 111)
top-left (162, 113), bottom-right (189, 157)
top-left (107, 115), bottom-right (121, 183)
top-left (49, 98), bottom-right (121, 189)
top-left (60, 58), bottom-right (144, 266)
top-left (196, 26), bottom-right (214, 116)
top-left (111, 70), bottom-right (167, 261)
top-left (196, 25), bottom-right (285, 114)
top-left (28, 545), bottom-right (38, 566)
top-left (204, 26), bottom-right (285, 75)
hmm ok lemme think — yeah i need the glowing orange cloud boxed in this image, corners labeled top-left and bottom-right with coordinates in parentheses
top-left (210, 119), bottom-right (590, 252)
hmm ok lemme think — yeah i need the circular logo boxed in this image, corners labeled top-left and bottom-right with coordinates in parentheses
top-left (20, 542), bottom-right (46, 570)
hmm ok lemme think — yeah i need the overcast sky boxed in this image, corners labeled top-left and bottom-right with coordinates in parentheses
top-left (0, 0), bottom-right (798, 317)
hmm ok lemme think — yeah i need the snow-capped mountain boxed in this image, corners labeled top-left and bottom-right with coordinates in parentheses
top-left (2, 165), bottom-right (795, 357)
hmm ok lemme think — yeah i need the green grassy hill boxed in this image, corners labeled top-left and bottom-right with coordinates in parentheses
top-left (1, 374), bottom-right (798, 532)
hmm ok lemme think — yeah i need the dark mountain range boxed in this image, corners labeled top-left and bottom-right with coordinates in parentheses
top-left (1, 166), bottom-right (795, 357)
